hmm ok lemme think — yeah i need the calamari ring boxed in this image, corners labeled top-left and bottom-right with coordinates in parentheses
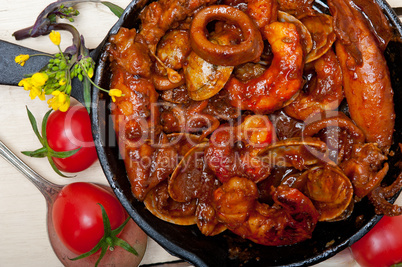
top-left (190, 5), bottom-right (264, 66)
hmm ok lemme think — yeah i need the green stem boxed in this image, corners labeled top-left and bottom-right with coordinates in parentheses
top-left (64, 68), bottom-right (72, 95)
top-left (57, 45), bottom-right (69, 66)
top-left (77, 61), bottom-right (109, 93)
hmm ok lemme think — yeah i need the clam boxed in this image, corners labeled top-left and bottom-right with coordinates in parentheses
top-left (278, 11), bottom-right (313, 55)
top-left (300, 165), bottom-right (354, 221)
top-left (168, 142), bottom-right (212, 202)
top-left (144, 134), bottom-right (210, 226)
top-left (300, 13), bottom-right (337, 63)
top-left (257, 137), bottom-right (330, 170)
top-left (143, 181), bottom-right (197, 225)
top-left (168, 142), bottom-right (226, 235)
top-left (184, 32), bottom-right (234, 101)
top-left (156, 29), bottom-right (191, 71)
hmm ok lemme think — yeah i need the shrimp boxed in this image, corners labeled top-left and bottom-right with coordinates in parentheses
top-left (328, 0), bottom-right (395, 150)
top-left (225, 21), bottom-right (304, 114)
top-left (212, 177), bottom-right (320, 246)
top-left (284, 49), bottom-right (344, 121)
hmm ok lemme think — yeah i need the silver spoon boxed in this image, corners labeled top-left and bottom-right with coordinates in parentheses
top-left (0, 140), bottom-right (147, 266)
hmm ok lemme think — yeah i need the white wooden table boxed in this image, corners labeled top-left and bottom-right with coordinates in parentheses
top-left (0, 0), bottom-right (401, 266)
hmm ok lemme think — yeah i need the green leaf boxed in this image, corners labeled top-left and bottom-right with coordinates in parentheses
top-left (80, 45), bottom-right (92, 113)
top-left (95, 246), bottom-right (108, 267)
top-left (83, 77), bottom-right (91, 113)
top-left (101, 1), bottom-right (124, 18)
top-left (111, 217), bottom-right (129, 235)
top-left (49, 147), bottom-right (81, 158)
top-left (21, 147), bottom-right (48, 158)
top-left (26, 106), bottom-right (44, 144)
top-left (114, 237), bottom-right (139, 256)
top-left (48, 13), bottom-right (57, 23)
top-left (70, 241), bottom-right (102, 261)
top-left (100, 203), bottom-right (112, 237)
top-left (41, 109), bottom-right (53, 143)
top-left (47, 155), bottom-right (74, 178)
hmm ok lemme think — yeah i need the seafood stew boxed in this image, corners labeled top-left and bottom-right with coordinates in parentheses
top-left (91, 0), bottom-right (402, 265)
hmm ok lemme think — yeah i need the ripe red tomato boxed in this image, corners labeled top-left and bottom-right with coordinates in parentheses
top-left (52, 182), bottom-right (127, 255)
top-left (351, 215), bottom-right (402, 267)
top-left (46, 105), bottom-right (97, 172)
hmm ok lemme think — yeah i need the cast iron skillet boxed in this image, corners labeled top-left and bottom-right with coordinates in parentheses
top-left (1, 0), bottom-right (402, 266)
top-left (91, 1), bottom-right (402, 266)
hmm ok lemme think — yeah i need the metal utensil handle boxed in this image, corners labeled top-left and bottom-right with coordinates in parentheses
top-left (0, 140), bottom-right (61, 202)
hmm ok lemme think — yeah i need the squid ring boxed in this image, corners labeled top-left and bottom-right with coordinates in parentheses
top-left (190, 5), bottom-right (263, 66)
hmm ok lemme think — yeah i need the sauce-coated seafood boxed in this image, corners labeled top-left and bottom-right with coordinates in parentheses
top-left (107, 0), bottom-right (401, 248)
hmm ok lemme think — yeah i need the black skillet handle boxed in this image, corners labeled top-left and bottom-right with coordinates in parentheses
top-left (0, 39), bottom-right (85, 104)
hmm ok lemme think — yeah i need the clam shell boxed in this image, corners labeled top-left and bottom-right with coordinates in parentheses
top-left (257, 137), bottom-right (330, 169)
top-left (300, 165), bottom-right (354, 221)
top-left (168, 142), bottom-right (210, 202)
top-left (301, 13), bottom-right (337, 63)
top-left (143, 183), bottom-right (197, 225)
top-left (185, 52), bottom-right (234, 101)
top-left (184, 32), bottom-right (235, 101)
top-left (278, 11), bottom-right (313, 55)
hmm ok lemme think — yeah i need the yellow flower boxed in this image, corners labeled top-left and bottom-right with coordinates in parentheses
top-left (15, 54), bottom-right (30, 66)
top-left (49, 30), bottom-right (61, 46)
top-left (18, 77), bottom-right (33, 91)
top-left (47, 90), bottom-right (70, 112)
top-left (31, 72), bottom-right (48, 87)
top-left (29, 86), bottom-right (46, 101)
top-left (109, 89), bottom-right (123, 102)
top-left (87, 67), bottom-right (94, 79)
top-left (59, 78), bottom-right (67, 86)
top-left (18, 77), bottom-right (46, 101)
